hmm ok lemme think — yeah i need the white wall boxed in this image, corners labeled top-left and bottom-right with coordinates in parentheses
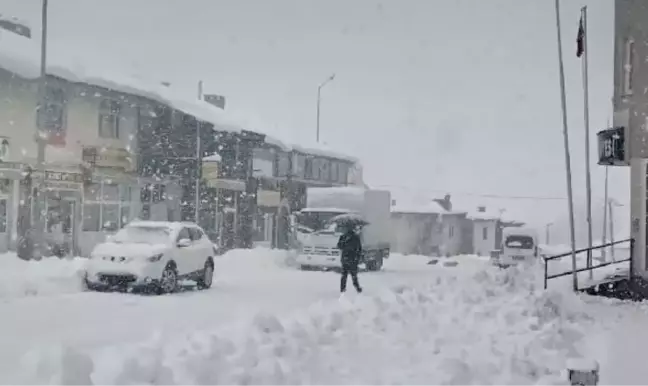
top-left (472, 219), bottom-right (497, 257)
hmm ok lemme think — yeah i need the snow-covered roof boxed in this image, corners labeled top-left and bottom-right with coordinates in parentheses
top-left (389, 188), bottom-right (464, 215)
top-left (256, 133), bottom-right (358, 163)
top-left (203, 153), bottom-right (222, 162)
top-left (0, 31), bottom-right (243, 133)
top-left (0, 32), bottom-right (359, 164)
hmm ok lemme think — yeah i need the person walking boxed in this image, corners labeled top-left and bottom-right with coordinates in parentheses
top-left (337, 224), bottom-right (363, 293)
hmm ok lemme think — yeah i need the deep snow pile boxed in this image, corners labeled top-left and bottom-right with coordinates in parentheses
top-left (0, 254), bottom-right (87, 299)
top-left (20, 264), bottom-right (597, 385)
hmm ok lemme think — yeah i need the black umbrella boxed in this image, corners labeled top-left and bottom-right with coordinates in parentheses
top-left (329, 213), bottom-right (369, 229)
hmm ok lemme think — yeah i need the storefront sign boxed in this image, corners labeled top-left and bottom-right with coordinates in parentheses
top-left (202, 159), bottom-right (220, 181)
top-left (83, 146), bottom-right (134, 172)
top-left (597, 127), bottom-right (627, 166)
top-left (258, 190), bottom-right (281, 207)
top-left (45, 171), bottom-right (84, 183)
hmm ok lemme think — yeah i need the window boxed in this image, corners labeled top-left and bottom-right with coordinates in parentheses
top-left (623, 39), bottom-right (634, 95)
top-left (505, 235), bottom-right (534, 249)
top-left (449, 226), bottom-right (454, 239)
top-left (338, 163), bottom-right (349, 184)
top-left (320, 159), bottom-right (331, 181)
top-left (482, 226), bottom-right (488, 241)
top-left (189, 227), bottom-right (204, 241)
top-left (276, 152), bottom-right (291, 177)
top-left (99, 99), bottom-right (121, 138)
top-left (0, 199), bottom-right (7, 233)
top-left (294, 154), bottom-right (306, 178)
top-left (177, 228), bottom-right (191, 242)
top-left (331, 162), bottom-right (339, 182)
top-left (41, 86), bottom-right (67, 143)
top-left (305, 157), bottom-right (314, 179)
top-left (83, 181), bottom-right (133, 231)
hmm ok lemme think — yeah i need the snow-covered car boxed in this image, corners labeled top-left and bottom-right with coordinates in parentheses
top-left (84, 221), bottom-right (216, 294)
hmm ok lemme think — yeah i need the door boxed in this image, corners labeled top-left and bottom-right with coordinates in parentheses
top-left (174, 227), bottom-right (194, 275)
top-left (189, 227), bottom-right (210, 271)
top-left (61, 199), bottom-right (77, 256)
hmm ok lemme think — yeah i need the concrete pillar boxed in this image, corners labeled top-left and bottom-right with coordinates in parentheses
top-left (630, 158), bottom-right (647, 278)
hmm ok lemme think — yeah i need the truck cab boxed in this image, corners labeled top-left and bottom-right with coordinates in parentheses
top-left (292, 187), bottom-right (391, 271)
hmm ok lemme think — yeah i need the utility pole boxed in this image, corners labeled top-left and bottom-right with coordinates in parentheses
top-left (609, 200), bottom-right (616, 261)
top-left (579, 6), bottom-right (594, 279)
top-left (195, 80), bottom-right (203, 225)
top-left (32, 0), bottom-right (49, 259)
top-left (554, 0), bottom-right (578, 291)
top-left (601, 166), bottom-right (609, 262)
top-left (316, 73), bottom-right (335, 143)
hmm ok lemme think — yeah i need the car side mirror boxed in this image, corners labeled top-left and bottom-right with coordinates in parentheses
top-left (177, 238), bottom-right (191, 248)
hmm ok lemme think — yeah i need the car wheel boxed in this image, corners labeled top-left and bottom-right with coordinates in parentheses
top-left (158, 264), bottom-right (178, 294)
top-left (197, 259), bottom-right (214, 290)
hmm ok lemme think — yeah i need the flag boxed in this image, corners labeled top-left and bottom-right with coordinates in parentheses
top-left (576, 14), bottom-right (585, 58)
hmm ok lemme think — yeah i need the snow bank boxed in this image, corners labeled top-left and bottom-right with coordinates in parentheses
top-left (0, 254), bottom-right (87, 299)
top-left (22, 264), bottom-right (595, 385)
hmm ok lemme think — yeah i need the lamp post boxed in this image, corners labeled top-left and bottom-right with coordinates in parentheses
top-left (33, 0), bottom-right (49, 260)
top-left (316, 73), bottom-right (335, 143)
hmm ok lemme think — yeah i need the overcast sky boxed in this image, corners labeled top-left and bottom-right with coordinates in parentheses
top-left (0, 0), bottom-right (625, 233)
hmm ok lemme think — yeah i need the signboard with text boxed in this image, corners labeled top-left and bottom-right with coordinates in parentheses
top-left (597, 126), bottom-right (627, 166)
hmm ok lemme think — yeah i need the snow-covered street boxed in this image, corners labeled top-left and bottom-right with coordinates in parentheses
top-left (0, 249), bottom-right (644, 384)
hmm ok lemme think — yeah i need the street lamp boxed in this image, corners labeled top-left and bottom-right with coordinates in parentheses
top-left (316, 73), bottom-right (335, 143)
top-left (2, 2), bottom-right (48, 259)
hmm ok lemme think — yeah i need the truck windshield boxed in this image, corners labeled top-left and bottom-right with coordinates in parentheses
top-left (504, 235), bottom-right (535, 250)
top-left (296, 211), bottom-right (346, 231)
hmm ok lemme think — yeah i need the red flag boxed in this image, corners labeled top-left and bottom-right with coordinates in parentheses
top-left (576, 15), bottom-right (585, 58)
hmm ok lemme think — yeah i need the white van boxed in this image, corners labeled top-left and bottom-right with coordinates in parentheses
top-left (496, 228), bottom-right (539, 267)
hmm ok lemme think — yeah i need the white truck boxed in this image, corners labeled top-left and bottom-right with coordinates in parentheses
top-left (293, 186), bottom-right (391, 271)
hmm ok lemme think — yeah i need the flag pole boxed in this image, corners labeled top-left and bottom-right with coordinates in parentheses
top-left (555, 0), bottom-right (579, 291)
top-left (580, 6), bottom-right (594, 279)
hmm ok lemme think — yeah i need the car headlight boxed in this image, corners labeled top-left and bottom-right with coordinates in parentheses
top-left (148, 253), bottom-right (163, 262)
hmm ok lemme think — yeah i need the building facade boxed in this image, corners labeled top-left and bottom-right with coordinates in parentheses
top-left (614, 0), bottom-right (648, 278)
top-left (0, 68), bottom-right (147, 257)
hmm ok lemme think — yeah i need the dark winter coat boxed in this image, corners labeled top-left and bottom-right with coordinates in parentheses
top-left (337, 229), bottom-right (362, 267)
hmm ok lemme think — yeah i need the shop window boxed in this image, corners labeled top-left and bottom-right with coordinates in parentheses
top-left (102, 204), bottom-right (119, 231)
top-left (83, 203), bottom-right (100, 232)
top-left (0, 199), bottom-right (6, 233)
top-left (83, 181), bottom-right (134, 231)
top-left (98, 99), bottom-right (121, 139)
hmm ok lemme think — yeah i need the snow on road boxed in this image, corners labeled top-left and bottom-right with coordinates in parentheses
top-left (0, 249), bottom-right (646, 384)
top-left (0, 250), bottom-right (483, 383)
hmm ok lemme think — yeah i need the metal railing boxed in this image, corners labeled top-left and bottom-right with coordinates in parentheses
top-left (543, 238), bottom-right (634, 290)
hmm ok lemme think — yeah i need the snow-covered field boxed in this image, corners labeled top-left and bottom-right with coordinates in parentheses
top-left (0, 249), bottom-right (645, 384)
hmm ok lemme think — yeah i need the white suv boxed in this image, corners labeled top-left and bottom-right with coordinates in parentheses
top-left (85, 221), bottom-right (216, 294)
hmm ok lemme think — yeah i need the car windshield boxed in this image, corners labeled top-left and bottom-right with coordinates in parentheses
top-left (296, 211), bottom-right (346, 232)
top-left (112, 226), bottom-right (171, 245)
top-left (504, 235), bottom-right (535, 250)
